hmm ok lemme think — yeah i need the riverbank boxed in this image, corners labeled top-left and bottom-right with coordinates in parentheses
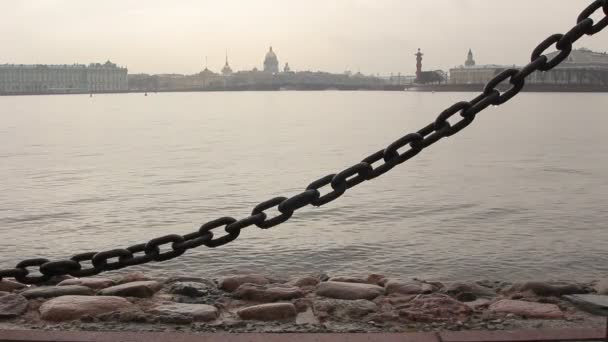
top-left (1, 272), bottom-right (607, 333)
top-left (1, 82), bottom-right (608, 96)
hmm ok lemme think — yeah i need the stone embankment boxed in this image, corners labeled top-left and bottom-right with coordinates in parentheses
top-left (0, 272), bottom-right (607, 333)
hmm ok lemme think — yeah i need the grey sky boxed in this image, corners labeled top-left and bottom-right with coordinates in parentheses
top-left (1, 0), bottom-right (606, 75)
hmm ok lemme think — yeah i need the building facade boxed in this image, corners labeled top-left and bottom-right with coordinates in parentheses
top-left (449, 48), bottom-right (608, 86)
top-left (526, 48), bottom-right (608, 86)
top-left (85, 61), bottom-right (128, 92)
top-left (449, 64), bottom-right (509, 84)
top-left (0, 61), bottom-right (127, 94)
top-left (449, 50), bottom-right (509, 84)
top-left (129, 45), bottom-right (385, 91)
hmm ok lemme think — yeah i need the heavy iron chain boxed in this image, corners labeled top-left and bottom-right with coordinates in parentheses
top-left (2, 1), bottom-right (608, 285)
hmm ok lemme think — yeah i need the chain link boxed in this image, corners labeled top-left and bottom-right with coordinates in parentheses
top-left (2, 0), bottom-right (607, 284)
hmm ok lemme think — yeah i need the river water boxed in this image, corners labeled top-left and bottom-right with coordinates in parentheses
top-left (1, 91), bottom-right (607, 282)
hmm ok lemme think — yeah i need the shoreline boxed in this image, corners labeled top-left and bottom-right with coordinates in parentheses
top-left (1, 272), bottom-right (607, 333)
top-left (1, 83), bottom-right (608, 96)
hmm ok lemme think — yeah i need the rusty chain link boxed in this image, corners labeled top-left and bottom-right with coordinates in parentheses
top-left (2, 0), bottom-right (607, 285)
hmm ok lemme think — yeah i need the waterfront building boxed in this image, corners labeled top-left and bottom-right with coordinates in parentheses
top-left (527, 48), bottom-right (608, 86)
top-left (130, 61), bottom-right (226, 91)
top-left (449, 48), bottom-right (608, 86)
top-left (449, 64), bottom-right (509, 85)
top-left (418, 70), bottom-right (447, 84)
top-left (0, 61), bottom-right (127, 94)
top-left (160, 67), bottom-right (224, 90)
top-left (129, 46), bottom-right (385, 91)
top-left (263, 47), bottom-right (279, 74)
top-left (449, 50), bottom-right (510, 84)
top-left (127, 73), bottom-right (158, 91)
top-left (129, 67), bottom-right (384, 91)
top-left (383, 73), bottom-right (416, 85)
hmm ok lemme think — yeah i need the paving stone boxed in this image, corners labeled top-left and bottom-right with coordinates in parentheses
top-left (58, 278), bottom-right (115, 290)
top-left (219, 274), bottom-right (269, 293)
top-left (328, 276), bottom-right (369, 284)
top-left (0, 280), bottom-right (27, 292)
top-left (21, 285), bottom-right (94, 299)
top-left (39, 275), bottom-right (73, 286)
top-left (564, 294), bottom-right (608, 316)
top-left (0, 291), bottom-right (28, 318)
top-left (316, 281), bottom-right (384, 300)
top-left (489, 299), bottom-right (564, 319)
top-left (232, 283), bottom-right (303, 302)
top-left (385, 280), bottom-right (436, 295)
top-left (98, 281), bottom-right (161, 298)
top-left (114, 272), bottom-right (150, 285)
top-left (148, 303), bottom-right (218, 322)
top-left (39, 295), bottom-right (134, 322)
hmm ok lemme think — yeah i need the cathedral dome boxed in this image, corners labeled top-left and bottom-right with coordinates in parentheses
top-left (265, 48), bottom-right (277, 60)
top-left (263, 46), bottom-right (279, 73)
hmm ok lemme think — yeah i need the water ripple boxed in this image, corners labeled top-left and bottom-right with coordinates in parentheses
top-left (1, 92), bottom-right (607, 282)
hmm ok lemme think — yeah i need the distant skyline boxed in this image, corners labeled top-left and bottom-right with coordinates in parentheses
top-left (1, 1), bottom-right (607, 75)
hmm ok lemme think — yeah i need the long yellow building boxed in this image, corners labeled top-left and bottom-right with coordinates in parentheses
top-left (0, 61), bottom-right (128, 94)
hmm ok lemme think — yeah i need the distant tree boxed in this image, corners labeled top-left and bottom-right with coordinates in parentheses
top-left (417, 71), bottom-right (446, 85)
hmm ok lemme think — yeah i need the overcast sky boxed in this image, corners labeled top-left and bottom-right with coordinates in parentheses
top-left (1, 0), bottom-right (606, 75)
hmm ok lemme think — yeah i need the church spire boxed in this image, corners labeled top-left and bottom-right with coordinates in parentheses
top-left (465, 49), bottom-right (476, 67)
top-left (221, 49), bottom-right (233, 76)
